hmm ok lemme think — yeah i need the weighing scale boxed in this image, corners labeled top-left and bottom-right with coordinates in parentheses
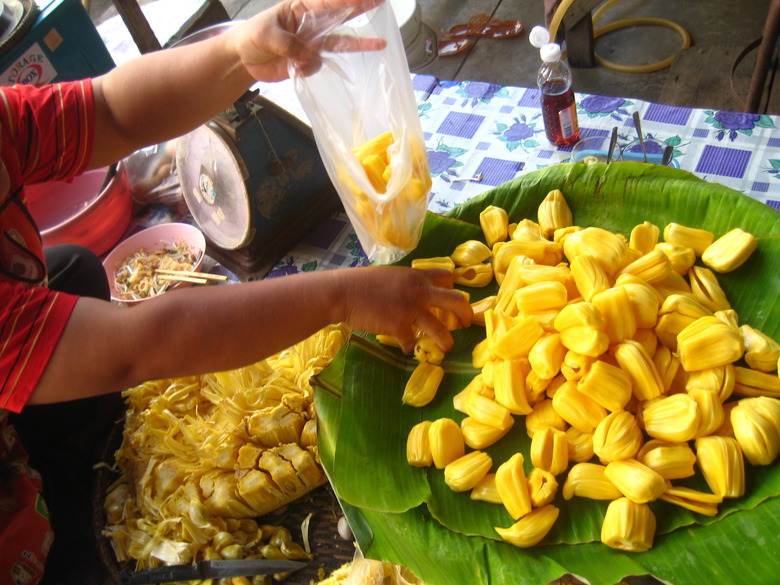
top-left (176, 89), bottom-right (342, 280)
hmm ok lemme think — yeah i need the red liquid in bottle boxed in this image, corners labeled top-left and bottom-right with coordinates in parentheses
top-left (541, 79), bottom-right (580, 147)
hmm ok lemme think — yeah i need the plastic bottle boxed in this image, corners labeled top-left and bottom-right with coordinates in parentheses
top-left (529, 26), bottom-right (580, 147)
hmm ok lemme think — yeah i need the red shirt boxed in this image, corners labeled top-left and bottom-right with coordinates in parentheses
top-left (0, 81), bottom-right (94, 412)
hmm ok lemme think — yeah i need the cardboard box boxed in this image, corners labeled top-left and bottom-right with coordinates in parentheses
top-left (0, 0), bottom-right (114, 86)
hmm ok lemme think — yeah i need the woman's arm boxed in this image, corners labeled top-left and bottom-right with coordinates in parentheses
top-left (28, 266), bottom-right (472, 404)
top-left (88, 0), bottom-right (384, 168)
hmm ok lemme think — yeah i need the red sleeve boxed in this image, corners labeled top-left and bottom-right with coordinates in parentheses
top-left (0, 282), bottom-right (78, 412)
top-left (0, 79), bottom-right (95, 189)
top-left (0, 81), bottom-right (94, 411)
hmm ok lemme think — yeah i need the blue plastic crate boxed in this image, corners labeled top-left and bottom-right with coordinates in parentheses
top-left (0, 0), bottom-right (114, 86)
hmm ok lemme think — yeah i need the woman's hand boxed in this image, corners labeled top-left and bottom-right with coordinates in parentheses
top-left (90, 0), bottom-right (387, 168)
top-left (229, 0), bottom-right (387, 82)
top-left (335, 266), bottom-right (474, 354)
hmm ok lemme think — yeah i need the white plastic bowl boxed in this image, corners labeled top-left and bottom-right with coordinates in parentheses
top-left (102, 222), bottom-right (206, 306)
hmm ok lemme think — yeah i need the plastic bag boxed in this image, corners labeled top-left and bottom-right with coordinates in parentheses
top-left (290, 1), bottom-right (431, 265)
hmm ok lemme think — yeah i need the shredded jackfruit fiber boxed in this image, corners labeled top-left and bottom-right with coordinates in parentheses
top-left (103, 324), bottom-right (349, 573)
top-left (315, 548), bottom-right (427, 585)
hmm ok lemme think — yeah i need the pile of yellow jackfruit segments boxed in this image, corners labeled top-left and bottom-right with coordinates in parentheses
top-left (342, 131), bottom-right (432, 253)
top-left (391, 189), bottom-right (780, 552)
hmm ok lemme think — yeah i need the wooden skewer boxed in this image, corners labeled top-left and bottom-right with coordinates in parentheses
top-left (156, 274), bottom-right (209, 285)
top-left (450, 172), bottom-right (483, 183)
top-left (155, 269), bottom-right (229, 282)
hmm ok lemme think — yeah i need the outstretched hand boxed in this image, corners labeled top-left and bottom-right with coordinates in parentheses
top-left (335, 266), bottom-right (474, 354)
top-left (228, 0), bottom-right (388, 82)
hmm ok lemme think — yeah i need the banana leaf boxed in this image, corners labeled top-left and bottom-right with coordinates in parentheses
top-left (313, 162), bottom-right (780, 585)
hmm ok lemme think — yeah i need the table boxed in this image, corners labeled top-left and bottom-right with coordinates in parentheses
top-left (260, 73), bottom-right (780, 278)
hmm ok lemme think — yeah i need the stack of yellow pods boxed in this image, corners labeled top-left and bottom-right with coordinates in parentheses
top-left (397, 189), bottom-right (780, 552)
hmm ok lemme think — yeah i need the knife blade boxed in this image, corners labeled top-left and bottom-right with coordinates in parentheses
top-left (661, 144), bottom-right (674, 166)
top-left (606, 126), bottom-right (618, 164)
top-left (119, 559), bottom-right (307, 585)
top-left (633, 111), bottom-right (648, 163)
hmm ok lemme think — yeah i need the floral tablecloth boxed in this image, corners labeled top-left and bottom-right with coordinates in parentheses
top-left (259, 74), bottom-right (780, 277)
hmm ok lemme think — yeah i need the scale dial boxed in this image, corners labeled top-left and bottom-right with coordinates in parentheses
top-left (177, 123), bottom-right (252, 250)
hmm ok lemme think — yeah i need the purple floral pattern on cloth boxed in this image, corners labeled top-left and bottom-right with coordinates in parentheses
top-left (765, 160), bottom-right (780, 181)
top-left (474, 157), bottom-right (524, 186)
top-left (579, 95), bottom-right (634, 121)
top-left (344, 233), bottom-right (368, 267)
top-left (643, 103), bottom-right (693, 126)
top-left (427, 142), bottom-right (468, 182)
top-left (494, 115), bottom-right (543, 152)
top-left (704, 110), bottom-right (776, 141)
top-left (623, 137), bottom-right (665, 157)
top-left (437, 111), bottom-right (485, 139)
top-left (268, 257), bottom-right (300, 277)
top-left (429, 189), bottom-right (455, 213)
top-left (454, 81), bottom-right (510, 107)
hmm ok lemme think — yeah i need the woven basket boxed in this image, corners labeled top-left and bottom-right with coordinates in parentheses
top-left (93, 419), bottom-right (355, 585)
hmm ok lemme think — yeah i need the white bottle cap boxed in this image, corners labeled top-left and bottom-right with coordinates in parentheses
top-left (540, 42), bottom-right (561, 62)
top-left (529, 26), bottom-right (550, 48)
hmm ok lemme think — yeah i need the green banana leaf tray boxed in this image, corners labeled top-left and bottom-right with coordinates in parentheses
top-left (313, 162), bottom-right (780, 585)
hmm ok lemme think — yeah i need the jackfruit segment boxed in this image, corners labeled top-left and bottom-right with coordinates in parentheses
top-left (495, 453), bottom-right (533, 520)
top-left (629, 221), bottom-right (660, 256)
top-left (470, 473), bottom-right (503, 504)
top-left (402, 361), bottom-right (445, 407)
top-left (429, 418), bottom-right (466, 469)
top-left (538, 189), bottom-right (573, 238)
top-left (562, 462), bottom-right (623, 501)
top-left (601, 497), bottom-right (656, 552)
top-left (495, 504), bottom-right (560, 548)
top-left (701, 227), bottom-right (757, 272)
top-left (406, 420), bottom-right (434, 467)
top-left (444, 451), bottom-right (493, 492)
top-left (480, 205), bottom-right (510, 247)
top-left (663, 222), bottom-right (714, 256)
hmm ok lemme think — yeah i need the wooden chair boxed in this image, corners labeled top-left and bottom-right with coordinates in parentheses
top-left (545, 0), bottom-right (603, 68)
top-left (556, 0), bottom-right (602, 68)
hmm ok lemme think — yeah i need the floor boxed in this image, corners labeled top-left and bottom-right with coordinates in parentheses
top-left (88, 0), bottom-right (775, 113)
